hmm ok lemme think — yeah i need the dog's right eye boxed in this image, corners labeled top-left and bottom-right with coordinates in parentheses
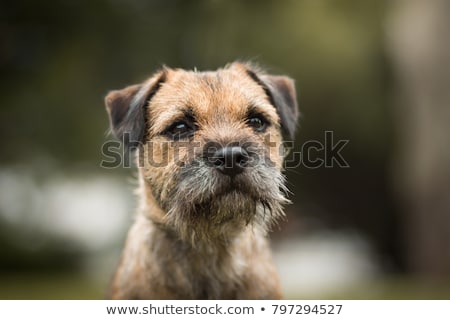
top-left (164, 121), bottom-right (194, 139)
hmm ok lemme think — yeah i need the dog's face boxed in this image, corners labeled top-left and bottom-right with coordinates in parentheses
top-left (105, 62), bottom-right (298, 243)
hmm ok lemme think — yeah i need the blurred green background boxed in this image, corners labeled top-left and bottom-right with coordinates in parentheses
top-left (1, 0), bottom-right (449, 299)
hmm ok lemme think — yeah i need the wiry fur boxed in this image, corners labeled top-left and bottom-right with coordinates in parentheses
top-left (162, 156), bottom-right (290, 245)
top-left (104, 62), bottom-right (298, 299)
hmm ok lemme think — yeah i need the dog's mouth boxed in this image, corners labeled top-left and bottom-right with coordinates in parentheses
top-left (210, 171), bottom-right (265, 199)
top-left (160, 161), bottom-right (289, 243)
top-left (215, 187), bottom-right (248, 200)
top-left (163, 157), bottom-right (288, 214)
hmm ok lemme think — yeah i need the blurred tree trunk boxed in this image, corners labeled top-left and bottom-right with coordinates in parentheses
top-left (388, 0), bottom-right (450, 278)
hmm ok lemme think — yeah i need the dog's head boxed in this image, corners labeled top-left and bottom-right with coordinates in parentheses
top-left (105, 62), bottom-right (299, 243)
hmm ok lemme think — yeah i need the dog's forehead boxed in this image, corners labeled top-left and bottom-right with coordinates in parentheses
top-left (149, 66), bottom-right (278, 124)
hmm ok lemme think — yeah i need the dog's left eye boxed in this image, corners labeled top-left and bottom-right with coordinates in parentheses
top-left (247, 116), bottom-right (268, 132)
top-left (165, 121), bottom-right (194, 139)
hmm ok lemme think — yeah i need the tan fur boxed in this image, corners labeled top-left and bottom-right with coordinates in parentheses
top-left (105, 62), bottom-right (298, 299)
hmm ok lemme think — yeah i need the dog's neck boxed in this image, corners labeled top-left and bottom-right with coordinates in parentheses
top-left (137, 210), bottom-right (263, 299)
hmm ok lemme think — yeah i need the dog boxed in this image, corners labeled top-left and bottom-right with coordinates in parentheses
top-left (104, 62), bottom-right (299, 299)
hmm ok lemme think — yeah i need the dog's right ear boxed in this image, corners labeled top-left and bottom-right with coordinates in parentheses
top-left (104, 70), bottom-right (166, 148)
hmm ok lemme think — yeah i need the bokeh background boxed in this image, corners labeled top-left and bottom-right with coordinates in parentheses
top-left (1, 0), bottom-right (449, 299)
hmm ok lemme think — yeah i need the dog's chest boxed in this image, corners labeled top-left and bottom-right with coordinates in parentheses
top-left (162, 241), bottom-right (248, 299)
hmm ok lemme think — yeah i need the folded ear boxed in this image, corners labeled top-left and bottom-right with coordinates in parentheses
top-left (246, 68), bottom-right (299, 141)
top-left (260, 75), bottom-right (299, 141)
top-left (104, 70), bottom-right (166, 148)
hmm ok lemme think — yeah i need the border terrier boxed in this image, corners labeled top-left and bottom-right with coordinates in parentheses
top-left (104, 62), bottom-right (299, 299)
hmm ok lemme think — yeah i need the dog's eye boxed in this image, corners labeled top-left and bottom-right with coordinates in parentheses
top-left (247, 116), bottom-right (268, 132)
top-left (165, 121), bottom-right (194, 139)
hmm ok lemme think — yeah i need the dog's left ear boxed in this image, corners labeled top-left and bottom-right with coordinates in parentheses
top-left (260, 75), bottom-right (299, 141)
top-left (104, 70), bottom-right (166, 148)
top-left (244, 66), bottom-right (299, 141)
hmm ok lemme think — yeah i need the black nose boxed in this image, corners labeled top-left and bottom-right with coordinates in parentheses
top-left (211, 146), bottom-right (249, 176)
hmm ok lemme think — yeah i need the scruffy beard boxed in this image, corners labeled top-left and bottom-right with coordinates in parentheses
top-left (157, 157), bottom-right (290, 246)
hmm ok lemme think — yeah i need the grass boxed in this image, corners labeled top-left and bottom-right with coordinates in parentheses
top-left (0, 273), bottom-right (449, 299)
top-left (0, 273), bottom-right (105, 299)
top-left (285, 277), bottom-right (450, 300)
